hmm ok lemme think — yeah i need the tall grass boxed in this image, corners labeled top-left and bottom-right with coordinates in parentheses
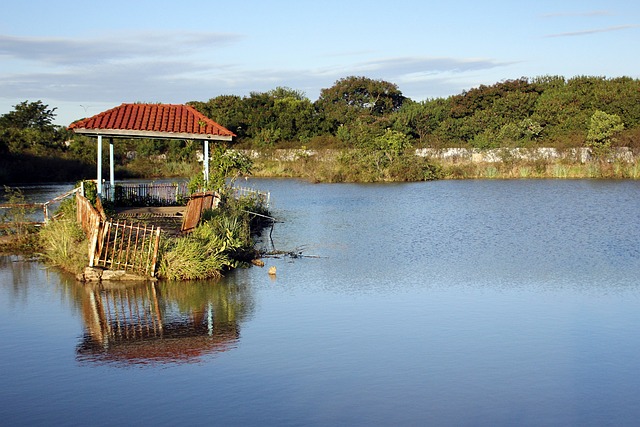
top-left (158, 233), bottom-right (231, 281)
top-left (37, 217), bottom-right (88, 274)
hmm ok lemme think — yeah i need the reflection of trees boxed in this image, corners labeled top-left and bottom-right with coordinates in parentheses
top-left (76, 279), bottom-right (254, 366)
top-left (0, 255), bottom-right (32, 291)
top-left (0, 255), bottom-right (63, 301)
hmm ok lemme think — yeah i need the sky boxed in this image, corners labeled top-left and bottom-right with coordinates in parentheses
top-left (1, 0), bottom-right (639, 125)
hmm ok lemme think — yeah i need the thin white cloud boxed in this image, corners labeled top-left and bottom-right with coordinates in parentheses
top-left (357, 57), bottom-right (512, 75)
top-left (540, 10), bottom-right (613, 18)
top-left (545, 24), bottom-right (639, 37)
top-left (0, 31), bottom-right (243, 65)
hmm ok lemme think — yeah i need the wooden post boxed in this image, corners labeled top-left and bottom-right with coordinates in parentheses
top-left (88, 221), bottom-right (100, 267)
top-left (150, 227), bottom-right (161, 277)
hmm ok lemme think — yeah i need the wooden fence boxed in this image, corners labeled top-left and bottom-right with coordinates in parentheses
top-left (181, 191), bottom-right (220, 233)
top-left (77, 193), bottom-right (161, 277)
top-left (180, 187), bottom-right (270, 233)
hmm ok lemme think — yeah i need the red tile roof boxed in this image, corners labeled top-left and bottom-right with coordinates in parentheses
top-left (69, 103), bottom-right (235, 140)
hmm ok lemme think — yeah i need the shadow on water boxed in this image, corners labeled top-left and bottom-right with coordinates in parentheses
top-left (73, 279), bottom-right (256, 367)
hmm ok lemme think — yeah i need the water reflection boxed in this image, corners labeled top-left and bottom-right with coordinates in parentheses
top-left (76, 280), bottom-right (254, 366)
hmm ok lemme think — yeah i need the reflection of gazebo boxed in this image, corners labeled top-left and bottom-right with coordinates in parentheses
top-left (76, 282), bottom-right (241, 366)
top-left (68, 103), bottom-right (235, 196)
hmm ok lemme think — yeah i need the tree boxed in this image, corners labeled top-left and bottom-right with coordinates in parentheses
top-left (0, 100), bottom-right (65, 153)
top-left (315, 76), bottom-right (406, 133)
top-left (188, 96), bottom-right (246, 137)
top-left (587, 110), bottom-right (624, 157)
top-left (266, 87), bottom-right (319, 143)
top-left (0, 100), bottom-right (57, 130)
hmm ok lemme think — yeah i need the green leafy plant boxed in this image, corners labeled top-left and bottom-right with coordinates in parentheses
top-left (188, 146), bottom-right (253, 193)
top-left (587, 110), bottom-right (624, 159)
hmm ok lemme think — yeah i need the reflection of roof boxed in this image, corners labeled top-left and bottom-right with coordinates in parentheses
top-left (76, 322), bottom-right (239, 366)
top-left (68, 103), bottom-right (235, 140)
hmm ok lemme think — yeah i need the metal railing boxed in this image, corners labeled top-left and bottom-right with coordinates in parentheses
top-left (102, 182), bottom-right (190, 206)
top-left (232, 186), bottom-right (270, 207)
top-left (91, 219), bottom-right (161, 277)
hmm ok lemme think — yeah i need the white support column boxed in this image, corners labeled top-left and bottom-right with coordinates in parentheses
top-left (204, 140), bottom-right (210, 184)
top-left (97, 135), bottom-right (103, 195)
top-left (109, 138), bottom-right (115, 200)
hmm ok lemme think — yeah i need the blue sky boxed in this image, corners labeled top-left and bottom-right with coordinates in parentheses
top-left (1, 0), bottom-right (639, 125)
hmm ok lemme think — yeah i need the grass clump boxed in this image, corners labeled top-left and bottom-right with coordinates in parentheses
top-left (157, 231), bottom-right (232, 281)
top-left (37, 199), bottom-right (89, 275)
top-left (158, 192), bottom-right (269, 281)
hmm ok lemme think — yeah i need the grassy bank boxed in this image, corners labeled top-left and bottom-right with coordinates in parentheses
top-left (440, 159), bottom-right (640, 180)
top-left (247, 149), bottom-right (640, 181)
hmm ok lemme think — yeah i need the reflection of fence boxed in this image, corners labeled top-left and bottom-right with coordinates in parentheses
top-left (77, 193), bottom-right (161, 277)
top-left (84, 284), bottom-right (164, 344)
top-left (103, 182), bottom-right (189, 206)
top-left (77, 282), bottom-right (241, 365)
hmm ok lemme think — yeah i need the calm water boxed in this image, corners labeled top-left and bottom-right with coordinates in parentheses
top-left (2, 179), bottom-right (640, 426)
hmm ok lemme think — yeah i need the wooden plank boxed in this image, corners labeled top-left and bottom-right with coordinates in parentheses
top-left (150, 227), bottom-right (161, 277)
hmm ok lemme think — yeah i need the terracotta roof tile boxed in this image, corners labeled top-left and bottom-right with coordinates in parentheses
top-left (69, 103), bottom-right (235, 140)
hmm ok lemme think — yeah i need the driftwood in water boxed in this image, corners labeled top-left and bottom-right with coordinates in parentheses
top-left (261, 246), bottom-right (324, 259)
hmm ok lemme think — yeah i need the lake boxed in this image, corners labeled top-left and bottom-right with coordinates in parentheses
top-left (2, 178), bottom-right (640, 426)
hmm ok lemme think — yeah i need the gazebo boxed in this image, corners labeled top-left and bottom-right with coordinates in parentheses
top-left (68, 103), bottom-right (235, 196)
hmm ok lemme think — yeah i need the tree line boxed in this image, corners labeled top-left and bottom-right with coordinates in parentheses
top-left (2, 75), bottom-right (639, 182)
top-left (188, 75), bottom-right (640, 150)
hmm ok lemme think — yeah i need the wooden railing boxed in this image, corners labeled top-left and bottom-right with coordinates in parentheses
top-left (76, 192), bottom-right (103, 235)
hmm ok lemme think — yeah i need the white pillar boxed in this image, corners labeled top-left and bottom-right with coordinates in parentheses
top-left (204, 140), bottom-right (209, 184)
top-left (109, 138), bottom-right (115, 200)
top-left (97, 135), bottom-right (103, 195)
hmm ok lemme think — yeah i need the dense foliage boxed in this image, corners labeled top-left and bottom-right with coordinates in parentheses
top-left (2, 75), bottom-right (640, 183)
top-left (187, 75), bottom-right (640, 150)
